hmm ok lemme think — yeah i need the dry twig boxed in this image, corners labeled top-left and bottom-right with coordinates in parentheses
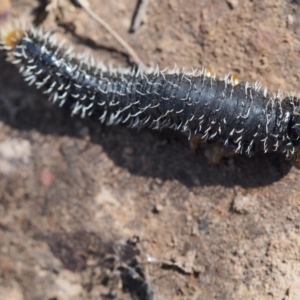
top-left (130, 0), bottom-right (150, 32)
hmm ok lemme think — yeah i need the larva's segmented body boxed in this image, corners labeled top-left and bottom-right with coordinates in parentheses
top-left (2, 26), bottom-right (300, 158)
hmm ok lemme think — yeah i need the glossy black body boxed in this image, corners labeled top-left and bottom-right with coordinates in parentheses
top-left (8, 30), bottom-right (300, 157)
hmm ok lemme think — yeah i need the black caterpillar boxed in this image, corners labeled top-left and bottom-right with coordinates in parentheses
top-left (2, 26), bottom-right (300, 158)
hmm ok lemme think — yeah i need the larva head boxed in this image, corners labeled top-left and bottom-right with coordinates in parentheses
top-left (0, 27), bottom-right (25, 49)
top-left (290, 108), bottom-right (300, 146)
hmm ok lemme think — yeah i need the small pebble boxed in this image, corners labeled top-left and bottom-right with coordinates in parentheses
top-left (227, 0), bottom-right (238, 9)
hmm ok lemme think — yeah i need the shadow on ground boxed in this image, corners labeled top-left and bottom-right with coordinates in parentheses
top-left (0, 56), bottom-right (291, 188)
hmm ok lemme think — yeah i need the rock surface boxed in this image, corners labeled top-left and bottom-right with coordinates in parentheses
top-left (0, 0), bottom-right (300, 299)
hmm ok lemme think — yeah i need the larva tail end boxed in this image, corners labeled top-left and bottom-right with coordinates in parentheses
top-left (0, 27), bottom-right (25, 49)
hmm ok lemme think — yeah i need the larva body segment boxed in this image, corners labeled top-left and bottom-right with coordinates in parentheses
top-left (2, 26), bottom-right (300, 157)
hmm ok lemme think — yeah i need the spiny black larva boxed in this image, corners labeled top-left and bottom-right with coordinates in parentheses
top-left (1, 25), bottom-right (300, 158)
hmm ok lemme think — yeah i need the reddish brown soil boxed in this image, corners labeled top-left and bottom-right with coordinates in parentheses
top-left (1, 0), bottom-right (300, 299)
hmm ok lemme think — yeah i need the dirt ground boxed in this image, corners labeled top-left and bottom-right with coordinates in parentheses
top-left (1, 0), bottom-right (300, 299)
